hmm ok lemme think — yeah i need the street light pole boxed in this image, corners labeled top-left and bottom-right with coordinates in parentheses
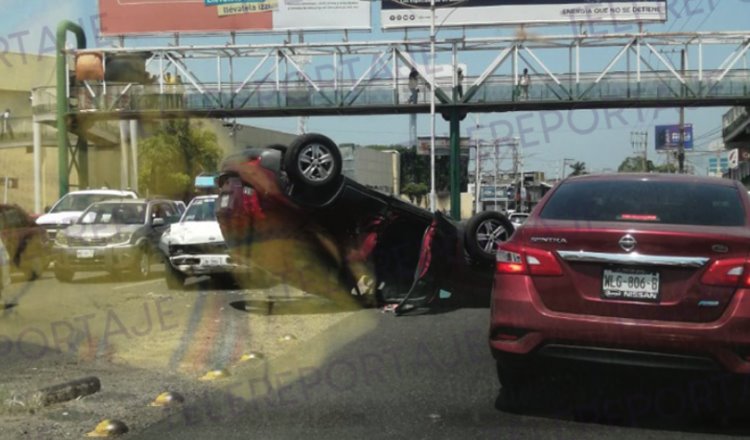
top-left (474, 115), bottom-right (481, 214)
top-left (429, 0), bottom-right (437, 212)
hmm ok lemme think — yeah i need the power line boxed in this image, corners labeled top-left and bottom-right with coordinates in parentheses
top-left (692, 2), bottom-right (719, 32)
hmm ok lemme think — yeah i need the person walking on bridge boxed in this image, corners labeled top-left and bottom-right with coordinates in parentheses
top-left (408, 68), bottom-right (420, 104)
top-left (519, 68), bottom-right (531, 101)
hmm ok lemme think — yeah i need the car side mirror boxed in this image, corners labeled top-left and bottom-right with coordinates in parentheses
top-left (44, 206), bottom-right (51, 213)
top-left (152, 217), bottom-right (165, 226)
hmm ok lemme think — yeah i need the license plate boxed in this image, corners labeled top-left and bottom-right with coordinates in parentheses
top-left (602, 268), bottom-right (660, 302)
top-left (219, 195), bottom-right (230, 208)
top-left (76, 249), bottom-right (95, 259)
top-left (206, 256), bottom-right (222, 266)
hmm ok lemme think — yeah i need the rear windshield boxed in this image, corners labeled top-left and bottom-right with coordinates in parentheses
top-left (541, 180), bottom-right (746, 227)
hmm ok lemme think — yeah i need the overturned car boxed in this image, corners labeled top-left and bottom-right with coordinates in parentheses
top-left (215, 133), bottom-right (514, 312)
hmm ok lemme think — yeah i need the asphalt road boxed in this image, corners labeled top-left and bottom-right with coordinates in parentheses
top-left (131, 304), bottom-right (750, 440)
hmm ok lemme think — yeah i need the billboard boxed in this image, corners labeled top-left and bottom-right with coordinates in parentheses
top-left (655, 124), bottom-right (693, 151)
top-left (381, 0), bottom-right (667, 29)
top-left (98, 0), bottom-right (371, 35)
top-left (417, 136), bottom-right (472, 156)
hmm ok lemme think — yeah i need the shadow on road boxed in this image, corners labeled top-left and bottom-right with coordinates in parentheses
top-left (229, 297), bottom-right (357, 316)
top-left (497, 363), bottom-right (750, 436)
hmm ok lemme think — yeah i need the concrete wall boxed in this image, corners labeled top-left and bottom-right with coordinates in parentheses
top-left (352, 148), bottom-right (399, 195)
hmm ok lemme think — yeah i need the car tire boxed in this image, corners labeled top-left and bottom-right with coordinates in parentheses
top-left (133, 249), bottom-right (151, 280)
top-left (494, 358), bottom-right (534, 414)
top-left (464, 211), bottom-right (514, 263)
top-left (54, 268), bottom-right (74, 283)
top-left (164, 261), bottom-right (186, 290)
top-left (284, 133), bottom-right (342, 188)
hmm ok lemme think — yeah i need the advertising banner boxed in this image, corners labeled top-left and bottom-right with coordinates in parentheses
top-left (417, 136), bottom-right (472, 156)
top-left (99, 0), bottom-right (371, 35)
top-left (381, 0), bottom-right (667, 29)
top-left (655, 124), bottom-right (693, 151)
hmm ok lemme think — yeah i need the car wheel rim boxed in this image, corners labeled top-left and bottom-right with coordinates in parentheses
top-left (297, 143), bottom-right (334, 183)
top-left (476, 219), bottom-right (510, 254)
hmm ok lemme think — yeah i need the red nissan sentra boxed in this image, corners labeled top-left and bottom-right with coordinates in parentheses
top-left (490, 173), bottom-right (750, 409)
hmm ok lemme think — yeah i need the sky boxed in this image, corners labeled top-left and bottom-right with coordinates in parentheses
top-left (1, 0), bottom-right (748, 178)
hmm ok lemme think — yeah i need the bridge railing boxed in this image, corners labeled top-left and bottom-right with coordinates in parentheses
top-left (30, 69), bottom-right (750, 116)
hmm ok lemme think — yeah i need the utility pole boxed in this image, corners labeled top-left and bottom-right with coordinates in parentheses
top-left (511, 140), bottom-right (520, 212)
top-left (429, 0), bottom-right (436, 211)
top-left (631, 130), bottom-right (648, 171)
top-left (560, 158), bottom-right (574, 180)
top-left (494, 139), bottom-right (499, 212)
top-left (474, 115), bottom-right (481, 214)
top-left (678, 48), bottom-right (686, 174)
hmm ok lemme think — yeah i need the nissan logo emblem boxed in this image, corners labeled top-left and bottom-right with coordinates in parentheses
top-left (619, 234), bottom-right (637, 252)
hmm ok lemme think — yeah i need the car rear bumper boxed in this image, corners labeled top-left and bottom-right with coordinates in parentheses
top-left (54, 245), bottom-right (140, 272)
top-left (490, 275), bottom-right (750, 374)
top-left (168, 253), bottom-right (241, 276)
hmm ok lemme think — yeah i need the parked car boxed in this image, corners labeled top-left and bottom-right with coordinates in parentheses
top-left (36, 189), bottom-right (138, 240)
top-left (159, 195), bottom-right (241, 289)
top-left (53, 199), bottom-right (181, 282)
top-left (0, 204), bottom-right (50, 279)
top-left (215, 133), bottom-right (515, 312)
top-left (490, 173), bottom-right (750, 411)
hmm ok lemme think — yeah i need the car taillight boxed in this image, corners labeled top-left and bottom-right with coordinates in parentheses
top-left (700, 258), bottom-right (750, 287)
top-left (496, 243), bottom-right (562, 276)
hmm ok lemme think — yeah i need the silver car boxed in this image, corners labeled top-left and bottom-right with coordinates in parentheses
top-left (53, 199), bottom-right (181, 282)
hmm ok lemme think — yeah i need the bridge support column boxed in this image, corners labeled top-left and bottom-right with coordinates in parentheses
top-left (77, 134), bottom-right (89, 189)
top-left (56, 21), bottom-right (87, 197)
top-left (119, 120), bottom-right (129, 190)
top-left (33, 122), bottom-right (42, 214)
top-left (449, 108), bottom-right (461, 220)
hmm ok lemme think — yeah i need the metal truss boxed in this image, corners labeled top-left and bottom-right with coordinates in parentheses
top-left (32, 29), bottom-right (750, 120)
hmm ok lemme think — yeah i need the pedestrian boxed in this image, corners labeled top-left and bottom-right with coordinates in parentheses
top-left (456, 68), bottom-right (464, 99)
top-left (408, 68), bottom-right (419, 104)
top-left (174, 74), bottom-right (184, 109)
top-left (2, 109), bottom-right (13, 140)
top-left (519, 68), bottom-right (531, 100)
top-left (164, 72), bottom-right (174, 108)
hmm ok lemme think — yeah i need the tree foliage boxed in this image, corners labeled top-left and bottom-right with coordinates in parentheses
top-left (569, 161), bottom-right (588, 176)
top-left (618, 156), bottom-right (677, 173)
top-left (618, 156), bottom-right (655, 172)
top-left (401, 182), bottom-right (429, 205)
top-left (138, 120), bottom-right (222, 200)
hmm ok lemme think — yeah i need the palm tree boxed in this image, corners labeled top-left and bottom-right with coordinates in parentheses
top-left (569, 161), bottom-right (588, 176)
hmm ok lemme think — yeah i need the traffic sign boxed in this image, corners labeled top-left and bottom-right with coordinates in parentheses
top-left (729, 148), bottom-right (739, 169)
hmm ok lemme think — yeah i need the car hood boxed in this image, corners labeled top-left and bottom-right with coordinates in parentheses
top-left (164, 221), bottom-right (225, 245)
top-left (36, 211), bottom-right (84, 226)
top-left (62, 224), bottom-right (143, 238)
